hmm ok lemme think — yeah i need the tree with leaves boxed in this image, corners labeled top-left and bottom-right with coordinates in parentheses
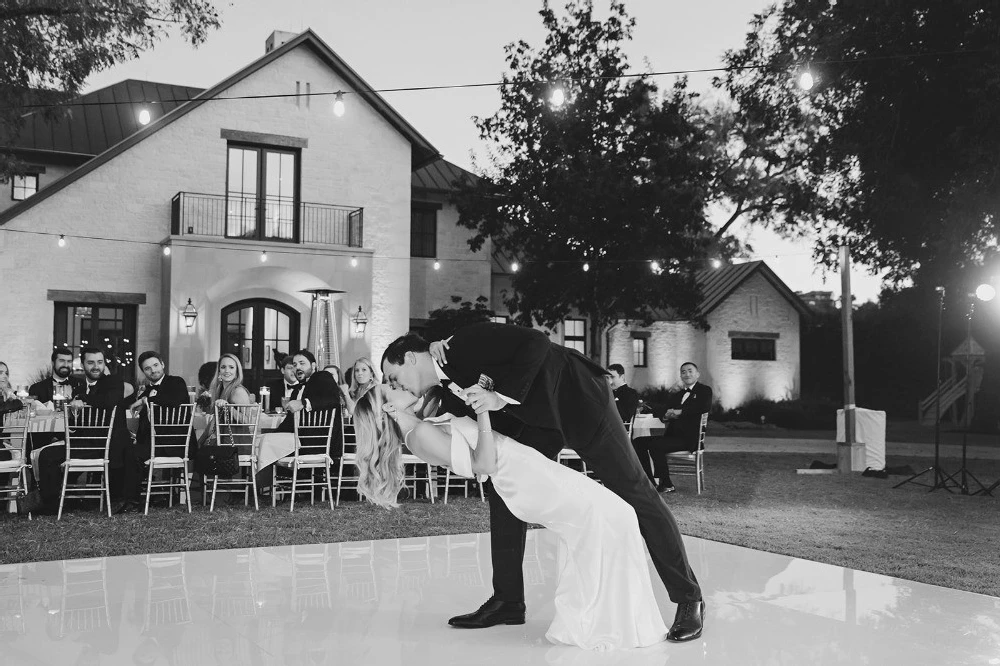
top-left (454, 0), bottom-right (727, 362)
top-left (1, 0), bottom-right (221, 178)
top-left (423, 296), bottom-right (497, 342)
top-left (718, 1), bottom-right (1000, 285)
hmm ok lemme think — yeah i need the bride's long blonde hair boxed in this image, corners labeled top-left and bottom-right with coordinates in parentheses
top-left (352, 387), bottom-right (404, 508)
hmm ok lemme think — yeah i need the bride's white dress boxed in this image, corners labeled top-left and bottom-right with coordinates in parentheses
top-left (434, 415), bottom-right (667, 651)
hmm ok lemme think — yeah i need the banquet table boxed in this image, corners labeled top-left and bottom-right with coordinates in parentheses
top-left (631, 414), bottom-right (667, 438)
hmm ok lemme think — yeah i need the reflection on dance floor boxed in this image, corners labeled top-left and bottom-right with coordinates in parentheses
top-left (0, 530), bottom-right (997, 665)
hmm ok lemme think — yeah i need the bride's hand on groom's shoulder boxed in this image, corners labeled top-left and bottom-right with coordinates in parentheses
top-left (429, 338), bottom-right (451, 365)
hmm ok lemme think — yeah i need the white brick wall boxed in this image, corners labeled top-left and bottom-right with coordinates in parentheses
top-left (607, 271), bottom-right (801, 409)
top-left (409, 202), bottom-right (491, 319)
top-left (0, 43), bottom-right (413, 387)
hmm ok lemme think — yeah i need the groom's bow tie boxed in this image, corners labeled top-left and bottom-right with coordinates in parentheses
top-left (683, 387), bottom-right (692, 394)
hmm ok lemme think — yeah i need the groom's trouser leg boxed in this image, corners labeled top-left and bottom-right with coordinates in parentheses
top-left (485, 479), bottom-right (527, 603)
top-left (563, 370), bottom-right (702, 603)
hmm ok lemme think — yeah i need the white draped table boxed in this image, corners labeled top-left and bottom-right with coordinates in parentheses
top-left (631, 414), bottom-right (666, 438)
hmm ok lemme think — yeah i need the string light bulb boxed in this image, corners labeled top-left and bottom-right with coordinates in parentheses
top-left (549, 83), bottom-right (566, 108)
top-left (350, 256), bottom-right (358, 267)
top-left (798, 69), bottom-right (815, 91)
top-left (138, 108), bottom-right (151, 125)
top-left (650, 260), bottom-right (662, 275)
top-left (260, 251), bottom-right (268, 262)
top-left (163, 246), bottom-right (171, 256)
top-left (710, 258), bottom-right (722, 269)
top-left (333, 91), bottom-right (345, 117)
top-left (582, 262), bottom-right (590, 272)
top-left (510, 261), bottom-right (520, 273)
top-left (976, 283), bottom-right (996, 302)
top-left (58, 234), bottom-right (66, 247)
top-left (433, 260), bottom-right (441, 270)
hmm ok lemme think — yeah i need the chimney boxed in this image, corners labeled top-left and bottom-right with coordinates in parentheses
top-left (265, 30), bottom-right (297, 54)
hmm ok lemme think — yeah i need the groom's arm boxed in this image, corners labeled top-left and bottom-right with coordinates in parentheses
top-left (449, 323), bottom-right (551, 404)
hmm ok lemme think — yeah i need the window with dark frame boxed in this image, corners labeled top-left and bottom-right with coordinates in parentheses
top-left (53, 303), bottom-right (137, 377)
top-left (410, 207), bottom-right (437, 258)
top-left (563, 318), bottom-right (586, 355)
top-left (12, 174), bottom-right (38, 201)
top-left (731, 337), bottom-right (776, 361)
top-left (632, 337), bottom-right (647, 367)
top-left (225, 144), bottom-right (299, 241)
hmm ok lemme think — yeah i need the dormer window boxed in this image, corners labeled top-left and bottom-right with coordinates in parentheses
top-left (12, 174), bottom-right (38, 201)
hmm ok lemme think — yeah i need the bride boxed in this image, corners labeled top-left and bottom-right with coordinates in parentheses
top-left (353, 384), bottom-right (668, 651)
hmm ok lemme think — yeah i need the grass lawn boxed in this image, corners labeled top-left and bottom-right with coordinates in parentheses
top-left (2, 453), bottom-right (998, 597)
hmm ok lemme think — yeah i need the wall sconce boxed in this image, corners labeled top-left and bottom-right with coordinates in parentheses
top-left (353, 306), bottom-right (368, 335)
top-left (181, 298), bottom-right (199, 328)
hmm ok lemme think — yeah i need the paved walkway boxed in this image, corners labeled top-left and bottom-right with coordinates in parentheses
top-left (712, 436), bottom-right (1000, 461)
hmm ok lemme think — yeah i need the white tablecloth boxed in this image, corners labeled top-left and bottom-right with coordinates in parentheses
top-left (836, 408), bottom-right (886, 471)
top-left (255, 432), bottom-right (296, 472)
top-left (631, 414), bottom-right (666, 438)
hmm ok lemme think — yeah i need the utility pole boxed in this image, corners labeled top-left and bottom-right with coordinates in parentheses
top-left (838, 245), bottom-right (858, 472)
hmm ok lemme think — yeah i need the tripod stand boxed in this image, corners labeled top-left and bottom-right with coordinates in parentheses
top-left (895, 286), bottom-right (958, 492)
top-left (941, 295), bottom-right (989, 495)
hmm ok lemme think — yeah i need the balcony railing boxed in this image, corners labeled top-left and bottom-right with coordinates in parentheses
top-left (171, 192), bottom-right (363, 247)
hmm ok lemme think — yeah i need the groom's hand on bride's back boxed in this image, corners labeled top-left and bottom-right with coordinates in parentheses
top-left (464, 385), bottom-right (505, 414)
top-left (429, 338), bottom-right (451, 365)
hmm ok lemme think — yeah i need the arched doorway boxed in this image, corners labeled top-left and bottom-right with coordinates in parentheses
top-left (221, 299), bottom-right (300, 393)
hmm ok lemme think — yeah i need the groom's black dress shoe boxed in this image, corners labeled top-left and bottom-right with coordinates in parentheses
top-left (666, 600), bottom-right (705, 642)
top-left (448, 596), bottom-right (526, 628)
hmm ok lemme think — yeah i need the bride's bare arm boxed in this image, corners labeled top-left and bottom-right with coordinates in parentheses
top-left (405, 421), bottom-right (453, 467)
top-left (471, 413), bottom-right (498, 475)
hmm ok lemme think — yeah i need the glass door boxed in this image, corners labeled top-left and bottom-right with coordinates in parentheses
top-left (221, 299), bottom-right (299, 393)
top-left (226, 145), bottom-right (299, 241)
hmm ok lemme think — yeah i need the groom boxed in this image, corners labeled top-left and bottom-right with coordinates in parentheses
top-left (381, 323), bottom-right (705, 642)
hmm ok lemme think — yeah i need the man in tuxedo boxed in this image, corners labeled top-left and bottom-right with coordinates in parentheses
top-left (113, 351), bottom-right (192, 513)
top-left (607, 363), bottom-right (640, 424)
top-left (266, 355), bottom-right (302, 433)
top-left (382, 324), bottom-right (705, 642)
top-left (632, 362), bottom-right (713, 493)
top-left (285, 350), bottom-right (342, 456)
top-left (27, 347), bottom-right (80, 449)
top-left (36, 347), bottom-right (131, 511)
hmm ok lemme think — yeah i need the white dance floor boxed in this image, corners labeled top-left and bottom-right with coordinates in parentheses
top-left (1, 529), bottom-right (997, 665)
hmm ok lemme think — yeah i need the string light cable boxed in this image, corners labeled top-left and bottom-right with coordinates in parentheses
top-left (0, 225), bottom-right (812, 268)
top-left (5, 45), bottom-right (999, 114)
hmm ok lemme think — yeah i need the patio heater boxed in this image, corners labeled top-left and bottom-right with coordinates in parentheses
top-left (302, 289), bottom-right (344, 370)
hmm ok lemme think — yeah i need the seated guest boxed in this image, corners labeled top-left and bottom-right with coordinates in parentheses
top-left (266, 355), bottom-right (301, 431)
top-left (37, 347), bottom-right (131, 512)
top-left (113, 351), bottom-right (193, 513)
top-left (1, 361), bottom-right (25, 485)
top-left (286, 350), bottom-right (341, 457)
top-left (197, 354), bottom-right (253, 445)
top-left (631, 362), bottom-right (712, 493)
top-left (195, 361), bottom-right (217, 414)
top-left (27, 347), bottom-right (80, 448)
top-left (607, 363), bottom-right (640, 424)
top-left (337, 357), bottom-right (377, 418)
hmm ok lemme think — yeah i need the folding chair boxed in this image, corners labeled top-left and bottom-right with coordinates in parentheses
top-left (273, 408), bottom-right (336, 511)
top-left (666, 412), bottom-right (708, 493)
top-left (292, 544), bottom-right (332, 611)
top-left (208, 403), bottom-right (261, 511)
top-left (59, 405), bottom-right (115, 520)
top-left (335, 414), bottom-right (359, 506)
top-left (557, 448), bottom-right (590, 475)
top-left (144, 404), bottom-right (196, 514)
top-left (401, 451), bottom-right (436, 502)
top-left (211, 550), bottom-right (257, 618)
top-left (439, 466), bottom-right (485, 504)
top-left (0, 564), bottom-right (25, 634)
top-left (0, 408), bottom-right (32, 518)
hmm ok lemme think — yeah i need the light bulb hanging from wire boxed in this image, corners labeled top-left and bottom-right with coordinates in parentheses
top-left (260, 251), bottom-right (268, 262)
top-left (582, 262), bottom-right (590, 272)
top-left (510, 261), bottom-right (520, 273)
top-left (549, 83), bottom-right (566, 108)
top-left (138, 108), bottom-right (151, 125)
top-left (797, 68), bottom-right (815, 91)
top-left (58, 234), bottom-right (66, 248)
top-left (333, 91), bottom-right (345, 117)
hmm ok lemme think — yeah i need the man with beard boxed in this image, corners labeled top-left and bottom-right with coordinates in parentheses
top-left (36, 347), bottom-right (131, 512)
top-left (27, 347), bottom-right (80, 450)
top-left (284, 350), bottom-right (342, 460)
top-left (266, 355), bottom-right (302, 433)
top-left (114, 351), bottom-right (192, 513)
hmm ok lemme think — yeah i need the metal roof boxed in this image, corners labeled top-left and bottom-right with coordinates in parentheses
top-left (412, 159), bottom-right (477, 192)
top-left (1, 29), bottom-right (442, 225)
top-left (11, 80), bottom-right (204, 156)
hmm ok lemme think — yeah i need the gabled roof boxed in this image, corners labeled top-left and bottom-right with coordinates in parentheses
top-left (412, 159), bottom-right (477, 192)
top-left (1, 29), bottom-right (441, 225)
top-left (950, 336), bottom-right (985, 358)
top-left (693, 260), bottom-right (811, 318)
top-left (11, 80), bottom-right (203, 156)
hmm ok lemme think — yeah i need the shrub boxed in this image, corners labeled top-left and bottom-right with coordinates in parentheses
top-left (713, 396), bottom-right (840, 430)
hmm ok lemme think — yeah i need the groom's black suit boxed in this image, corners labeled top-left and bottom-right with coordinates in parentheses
top-left (433, 322), bottom-right (701, 604)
